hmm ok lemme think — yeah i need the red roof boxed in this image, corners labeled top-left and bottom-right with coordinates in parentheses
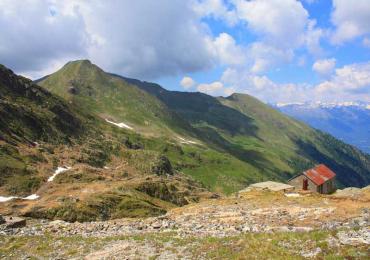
top-left (303, 164), bottom-right (336, 186)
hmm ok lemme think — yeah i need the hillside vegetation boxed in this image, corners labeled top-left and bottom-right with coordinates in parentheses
top-left (0, 64), bottom-right (213, 221)
top-left (0, 60), bottom-right (369, 222)
top-left (38, 60), bottom-right (370, 193)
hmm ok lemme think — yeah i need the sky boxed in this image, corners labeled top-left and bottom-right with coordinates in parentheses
top-left (0, 0), bottom-right (369, 103)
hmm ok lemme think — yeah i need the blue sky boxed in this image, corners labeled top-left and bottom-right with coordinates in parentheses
top-left (0, 0), bottom-right (369, 103)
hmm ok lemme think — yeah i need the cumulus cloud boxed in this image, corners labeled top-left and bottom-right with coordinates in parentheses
top-left (196, 80), bottom-right (234, 96)
top-left (198, 61), bottom-right (370, 103)
top-left (316, 62), bottom-right (370, 97)
top-left (197, 81), bottom-right (224, 95)
top-left (212, 33), bottom-right (247, 66)
top-left (248, 42), bottom-right (294, 74)
top-left (331, 0), bottom-right (370, 44)
top-left (231, 0), bottom-right (323, 74)
top-left (305, 20), bottom-right (325, 56)
top-left (0, 0), bottom-right (88, 77)
top-left (180, 76), bottom-right (196, 89)
top-left (219, 67), bottom-right (312, 102)
top-left (234, 0), bottom-right (308, 48)
top-left (193, 0), bottom-right (238, 26)
top-left (84, 0), bottom-right (216, 79)
top-left (0, 0), bottom-right (216, 79)
top-left (312, 58), bottom-right (336, 76)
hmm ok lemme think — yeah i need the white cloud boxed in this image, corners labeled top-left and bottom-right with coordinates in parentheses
top-left (248, 42), bottom-right (294, 74)
top-left (312, 58), bottom-right (336, 76)
top-left (180, 76), bottom-right (196, 89)
top-left (197, 81), bottom-right (225, 95)
top-left (212, 33), bottom-right (247, 66)
top-left (220, 67), bottom-right (312, 102)
top-left (363, 38), bottom-right (370, 48)
top-left (197, 81), bottom-right (235, 96)
top-left (0, 0), bottom-right (88, 77)
top-left (305, 20), bottom-right (324, 56)
top-left (193, 0), bottom-right (238, 26)
top-left (230, 0), bottom-right (324, 74)
top-left (316, 62), bottom-right (370, 96)
top-left (208, 62), bottom-right (370, 103)
top-left (234, 0), bottom-right (308, 48)
top-left (331, 0), bottom-right (370, 44)
top-left (0, 0), bottom-right (217, 80)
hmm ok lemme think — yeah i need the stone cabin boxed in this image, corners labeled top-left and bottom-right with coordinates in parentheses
top-left (288, 164), bottom-right (336, 194)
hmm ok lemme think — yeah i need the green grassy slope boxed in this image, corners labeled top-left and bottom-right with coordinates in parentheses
top-left (0, 65), bottom-right (87, 144)
top-left (38, 60), bottom-right (193, 137)
top-left (0, 64), bottom-right (211, 220)
top-left (37, 60), bottom-right (370, 193)
top-left (0, 64), bottom-right (91, 196)
top-left (124, 79), bottom-right (370, 190)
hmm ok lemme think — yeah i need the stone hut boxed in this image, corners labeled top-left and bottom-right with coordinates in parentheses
top-left (288, 164), bottom-right (336, 194)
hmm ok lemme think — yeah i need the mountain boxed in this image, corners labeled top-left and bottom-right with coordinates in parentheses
top-left (275, 102), bottom-right (370, 154)
top-left (38, 60), bottom-right (370, 192)
top-left (0, 64), bottom-right (90, 197)
top-left (0, 64), bottom-right (212, 221)
top-left (36, 60), bottom-right (193, 137)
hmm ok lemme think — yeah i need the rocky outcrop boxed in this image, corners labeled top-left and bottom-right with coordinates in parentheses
top-left (151, 156), bottom-right (173, 176)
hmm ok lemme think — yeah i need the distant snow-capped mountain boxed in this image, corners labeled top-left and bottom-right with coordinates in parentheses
top-left (273, 102), bottom-right (370, 154)
top-left (276, 101), bottom-right (370, 109)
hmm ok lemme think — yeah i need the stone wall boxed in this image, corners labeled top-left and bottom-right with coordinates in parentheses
top-left (288, 174), bottom-right (318, 192)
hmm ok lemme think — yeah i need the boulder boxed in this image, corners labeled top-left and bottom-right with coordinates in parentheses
top-left (240, 181), bottom-right (295, 193)
top-left (151, 155), bottom-right (173, 175)
top-left (4, 216), bottom-right (26, 228)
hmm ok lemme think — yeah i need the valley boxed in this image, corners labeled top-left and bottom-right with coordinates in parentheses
top-left (0, 61), bottom-right (369, 259)
top-left (275, 102), bottom-right (370, 154)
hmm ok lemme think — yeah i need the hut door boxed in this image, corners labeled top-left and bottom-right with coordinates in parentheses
top-left (303, 179), bottom-right (308, 190)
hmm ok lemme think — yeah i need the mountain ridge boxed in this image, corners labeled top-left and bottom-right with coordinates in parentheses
top-left (275, 102), bottom-right (370, 154)
top-left (38, 60), bottom-right (370, 191)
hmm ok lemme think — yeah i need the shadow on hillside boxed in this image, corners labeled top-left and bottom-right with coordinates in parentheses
top-left (142, 87), bottom-right (259, 137)
top-left (116, 75), bottom-right (293, 176)
top-left (294, 139), bottom-right (366, 187)
top-left (194, 125), bottom-right (286, 179)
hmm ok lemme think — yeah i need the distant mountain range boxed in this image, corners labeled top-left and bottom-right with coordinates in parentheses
top-left (274, 102), bottom-right (370, 154)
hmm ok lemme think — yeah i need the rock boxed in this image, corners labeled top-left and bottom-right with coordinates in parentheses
top-left (49, 220), bottom-right (69, 226)
top-left (151, 222), bottom-right (162, 229)
top-left (292, 226), bottom-right (313, 232)
top-left (301, 247), bottom-right (322, 258)
top-left (326, 236), bottom-right (340, 248)
top-left (68, 86), bottom-right (79, 95)
top-left (4, 216), bottom-right (26, 228)
top-left (240, 181), bottom-right (295, 192)
top-left (151, 155), bottom-right (173, 175)
top-left (0, 215), bottom-right (5, 224)
top-left (337, 228), bottom-right (370, 245)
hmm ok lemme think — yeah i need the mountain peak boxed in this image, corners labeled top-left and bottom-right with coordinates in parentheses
top-left (62, 59), bottom-right (100, 71)
top-left (48, 59), bottom-right (107, 82)
top-left (65, 59), bottom-right (92, 66)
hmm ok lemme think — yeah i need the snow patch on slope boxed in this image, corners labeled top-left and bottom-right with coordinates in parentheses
top-left (23, 194), bottom-right (40, 200)
top-left (0, 194), bottom-right (40, 202)
top-left (48, 166), bottom-right (71, 182)
top-left (0, 166), bottom-right (72, 203)
top-left (105, 119), bottom-right (133, 130)
top-left (0, 196), bottom-right (19, 202)
top-left (177, 136), bottom-right (198, 145)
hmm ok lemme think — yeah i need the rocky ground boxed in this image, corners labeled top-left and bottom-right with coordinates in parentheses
top-left (0, 189), bottom-right (369, 259)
